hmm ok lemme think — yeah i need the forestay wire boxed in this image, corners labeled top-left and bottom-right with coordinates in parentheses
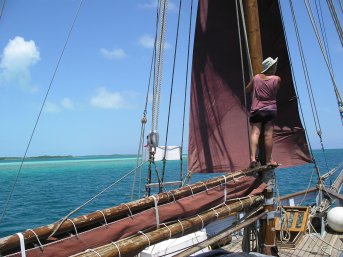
top-left (161, 0), bottom-right (182, 184)
top-left (288, 0), bottom-right (330, 178)
top-left (180, 0), bottom-right (194, 183)
top-left (304, 0), bottom-right (343, 125)
top-left (0, 0), bottom-right (6, 22)
top-left (0, 0), bottom-right (85, 225)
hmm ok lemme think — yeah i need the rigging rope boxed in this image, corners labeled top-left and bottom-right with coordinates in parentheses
top-left (279, 0), bottom-right (319, 176)
top-left (152, 0), bottom-right (168, 132)
top-left (180, 0), bottom-right (194, 183)
top-left (326, 0), bottom-right (343, 46)
top-left (0, 0), bottom-right (85, 225)
top-left (49, 160), bottom-right (149, 238)
top-left (314, 0), bottom-right (334, 72)
top-left (236, 0), bottom-right (252, 161)
top-left (0, 0), bottom-right (6, 22)
top-left (161, 0), bottom-right (182, 185)
top-left (288, 0), bottom-right (329, 181)
top-left (131, 0), bottom-right (161, 201)
top-left (305, 0), bottom-right (343, 125)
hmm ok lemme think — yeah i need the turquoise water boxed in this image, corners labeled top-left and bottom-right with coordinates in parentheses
top-left (0, 149), bottom-right (342, 238)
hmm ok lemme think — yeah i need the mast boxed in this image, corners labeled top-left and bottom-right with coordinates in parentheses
top-left (243, 1), bottom-right (277, 255)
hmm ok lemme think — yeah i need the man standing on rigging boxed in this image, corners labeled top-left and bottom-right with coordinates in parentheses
top-left (246, 57), bottom-right (281, 168)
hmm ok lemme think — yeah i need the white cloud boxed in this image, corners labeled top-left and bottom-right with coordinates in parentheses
top-left (137, 0), bottom-right (177, 12)
top-left (44, 98), bottom-right (75, 113)
top-left (138, 34), bottom-right (172, 49)
top-left (0, 36), bottom-right (40, 89)
top-left (100, 48), bottom-right (127, 59)
top-left (90, 87), bottom-right (127, 109)
top-left (61, 98), bottom-right (74, 110)
top-left (44, 101), bottom-right (61, 113)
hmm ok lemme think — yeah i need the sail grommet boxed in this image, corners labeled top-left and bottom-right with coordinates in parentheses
top-left (111, 242), bottom-right (121, 257)
top-left (27, 229), bottom-right (44, 251)
top-left (121, 203), bottom-right (133, 218)
top-left (162, 223), bottom-right (172, 239)
top-left (197, 214), bottom-right (205, 229)
top-left (67, 219), bottom-right (79, 239)
top-left (86, 249), bottom-right (101, 257)
top-left (138, 231), bottom-right (151, 247)
top-left (96, 210), bottom-right (108, 228)
top-left (177, 219), bottom-right (185, 236)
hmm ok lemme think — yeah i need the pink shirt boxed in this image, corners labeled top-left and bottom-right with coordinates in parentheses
top-left (250, 74), bottom-right (280, 113)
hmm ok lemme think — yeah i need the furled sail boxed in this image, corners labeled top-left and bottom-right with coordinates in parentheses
top-left (188, 0), bottom-right (311, 173)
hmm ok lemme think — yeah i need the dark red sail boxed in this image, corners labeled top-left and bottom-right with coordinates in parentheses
top-left (188, 0), bottom-right (311, 173)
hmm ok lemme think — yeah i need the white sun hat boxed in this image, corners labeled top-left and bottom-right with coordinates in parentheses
top-left (261, 57), bottom-right (278, 73)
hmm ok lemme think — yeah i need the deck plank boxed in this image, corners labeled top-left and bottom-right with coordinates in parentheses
top-left (221, 230), bottom-right (342, 256)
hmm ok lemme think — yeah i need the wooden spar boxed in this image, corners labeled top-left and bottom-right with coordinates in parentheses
top-left (242, 0), bottom-right (263, 75)
top-left (242, 1), bottom-right (277, 255)
top-left (0, 167), bottom-right (266, 253)
top-left (174, 209), bottom-right (267, 257)
top-left (331, 168), bottom-right (343, 192)
top-left (279, 187), bottom-right (317, 201)
top-left (71, 195), bottom-right (265, 257)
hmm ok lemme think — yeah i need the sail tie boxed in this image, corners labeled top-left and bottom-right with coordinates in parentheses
top-left (111, 242), bottom-right (121, 257)
top-left (167, 191), bottom-right (176, 202)
top-left (200, 181), bottom-right (209, 192)
top-left (238, 198), bottom-right (244, 210)
top-left (27, 229), bottom-right (44, 251)
top-left (222, 175), bottom-right (228, 203)
top-left (223, 203), bottom-right (231, 214)
top-left (210, 208), bottom-right (220, 219)
top-left (86, 249), bottom-right (101, 257)
top-left (177, 219), bottom-right (185, 236)
top-left (67, 219), bottom-right (79, 238)
top-left (197, 214), bottom-right (205, 229)
top-left (138, 231), bottom-right (151, 247)
top-left (162, 223), bottom-right (172, 239)
top-left (16, 233), bottom-right (27, 257)
top-left (151, 195), bottom-right (160, 229)
top-left (121, 203), bottom-right (133, 218)
top-left (186, 185), bottom-right (194, 196)
top-left (96, 210), bottom-right (108, 228)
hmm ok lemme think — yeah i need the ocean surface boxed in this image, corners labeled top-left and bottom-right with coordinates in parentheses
top-left (0, 149), bottom-right (342, 238)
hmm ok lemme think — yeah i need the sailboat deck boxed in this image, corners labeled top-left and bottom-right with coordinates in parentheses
top-left (222, 230), bottom-right (343, 256)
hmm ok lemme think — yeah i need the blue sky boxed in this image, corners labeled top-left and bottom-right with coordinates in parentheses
top-left (0, 0), bottom-right (342, 157)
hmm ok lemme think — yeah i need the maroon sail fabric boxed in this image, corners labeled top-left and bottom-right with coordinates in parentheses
top-left (188, 0), bottom-right (311, 173)
top-left (7, 176), bottom-right (265, 257)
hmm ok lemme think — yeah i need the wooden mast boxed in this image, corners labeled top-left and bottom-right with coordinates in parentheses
top-left (243, 1), bottom-right (277, 255)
